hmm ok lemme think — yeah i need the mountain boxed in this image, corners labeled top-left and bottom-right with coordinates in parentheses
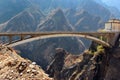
top-left (16, 9), bottom-right (85, 69)
top-left (0, 0), bottom-right (116, 32)
top-left (0, 0), bottom-right (30, 24)
top-left (40, 0), bottom-right (113, 31)
top-left (74, 10), bottom-right (103, 31)
top-left (29, 0), bottom-right (113, 21)
top-left (0, 1), bottom-right (120, 79)
top-left (95, 0), bottom-right (120, 19)
top-left (39, 0), bottom-right (113, 21)
top-left (0, 7), bottom-right (45, 32)
top-left (37, 8), bottom-right (74, 31)
top-left (77, 0), bottom-right (112, 21)
top-left (65, 9), bottom-right (104, 31)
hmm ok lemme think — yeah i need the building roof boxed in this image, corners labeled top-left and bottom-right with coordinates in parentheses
top-left (106, 19), bottom-right (120, 24)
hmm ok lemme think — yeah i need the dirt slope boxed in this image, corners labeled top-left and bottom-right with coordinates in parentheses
top-left (0, 45), bottom-right (53, 80)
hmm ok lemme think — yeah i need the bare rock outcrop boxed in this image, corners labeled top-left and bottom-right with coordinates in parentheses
top-left (0, 45), bottom-right (53, 80)
top-left (47, 46), bottom-right (120, 80)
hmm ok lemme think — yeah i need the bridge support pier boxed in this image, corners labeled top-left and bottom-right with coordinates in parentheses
top-left (20, 35), bottom-right (25, 40)
top-left (9, 36), bottom-right (12, 44)
top-left (106, 33), bottom-right (120, 47)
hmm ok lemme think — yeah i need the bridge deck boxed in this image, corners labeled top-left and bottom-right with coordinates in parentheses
top-left (0, 31), bottom-right (119, 47)
top-left (0, 31), bottom-right (118, 36)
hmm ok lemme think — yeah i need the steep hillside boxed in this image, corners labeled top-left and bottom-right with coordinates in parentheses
top-left (77, 0), bottom-right (113, 21)
top-left (0, 0), bottom-right (30, 23)
top-left (0, 45), bottom-right (53, 80)
top-left (37, 8), bottom-right (74, 31)
top-left (47, 44), bottom-right (120, 80)
top-left (65, 9), bottom-right (103, 31)
top-left (0, 7), bottom-right (44, 32)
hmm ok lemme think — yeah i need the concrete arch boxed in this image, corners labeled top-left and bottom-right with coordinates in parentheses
top-left (6, 33), bottom-right (110, 47)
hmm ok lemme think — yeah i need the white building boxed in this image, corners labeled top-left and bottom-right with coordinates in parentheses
top-left (105, 19), bottom-right (120, 31)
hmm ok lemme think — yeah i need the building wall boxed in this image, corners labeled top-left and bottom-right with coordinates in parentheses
top-left (105, 19), bottom-right (120, 31)
top-left (105, 23), bottom-right (112, 31)
top-left (112, 23), bottom-right (120, 31)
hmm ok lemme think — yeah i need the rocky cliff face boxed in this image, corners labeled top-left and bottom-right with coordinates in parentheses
top-left (104, 35), bottom-right (120, 80)
top-left (104, 48), bottom-right (120, 80)
top-left (47, 42), bottom-right (120, 80)
top-left (0, 45), bottom-right (53, 80)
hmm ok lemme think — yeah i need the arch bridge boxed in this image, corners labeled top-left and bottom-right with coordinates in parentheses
top-left (0, 32), bottom-right (119, 47)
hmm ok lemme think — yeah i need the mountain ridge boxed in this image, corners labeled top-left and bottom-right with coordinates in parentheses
top-left (0, 7), bottom-right (45, 32)
top-left (37, 8), bottom-right (74, 31)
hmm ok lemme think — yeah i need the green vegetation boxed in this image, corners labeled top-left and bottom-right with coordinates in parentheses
top-left (96, 45), bottom-right (105, 53)
top-left (89, 45), bottom-right (105, 55)
top-left (99, 36), bottom-right (107, 42)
